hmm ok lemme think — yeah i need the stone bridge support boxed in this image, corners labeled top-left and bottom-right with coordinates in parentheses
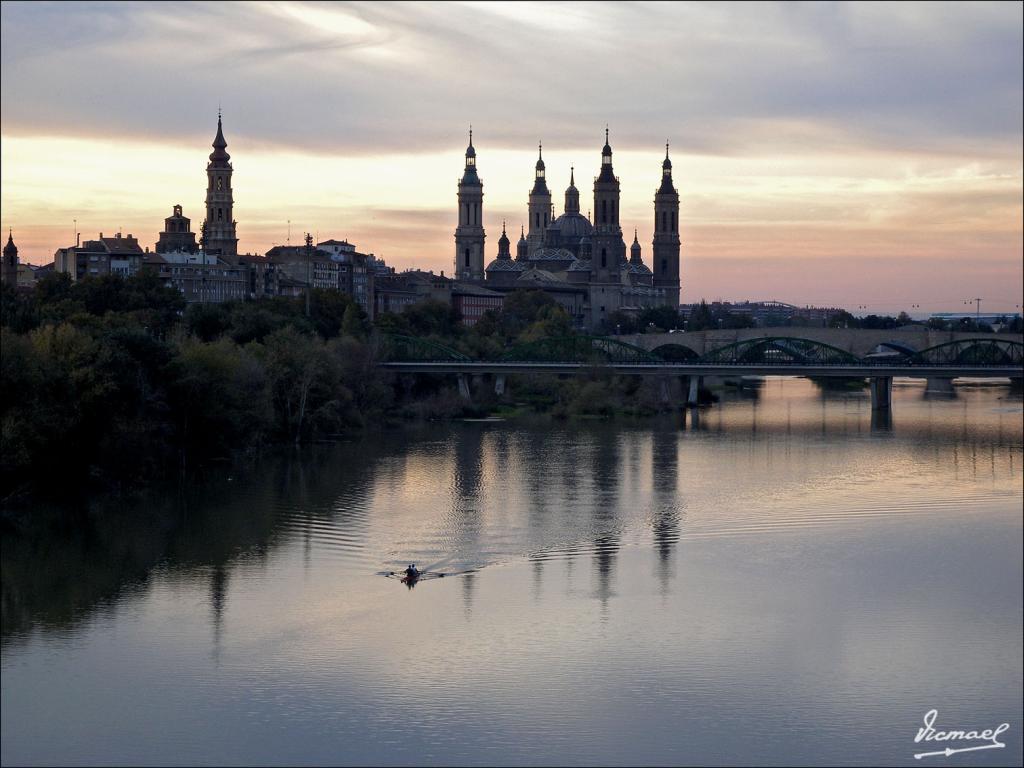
top-left (926, 377), bottom-right (955, 395)
top-left (457, 373), bottom-right (471, 401)
top-left (494, 374), bottom-right (506, 396)
top-left (686, 376), bottom-right (703, 407)
top-left (869, 376), bottom-right (892, 411)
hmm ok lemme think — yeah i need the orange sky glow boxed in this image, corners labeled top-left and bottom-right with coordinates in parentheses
top-left (1, 1), bottom-right (1021, 314)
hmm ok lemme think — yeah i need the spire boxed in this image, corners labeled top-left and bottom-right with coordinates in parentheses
top-left (630, 228), bottom-right (642, 264)
top-left (497, 220), bottom-right (511, 259)
top-left (465, 124), bottom-right (476, 160)
top-left (209, 112), bottom-right (230, 164)
top-left (658, 140), bottom-right (676, 194)
top-left (633, 228), bottom-right (639, 244)
top-left (598, 126), bottom-right (614, 180)
top-left (3, 229), bottom-right (17, 259)
top-left (564, 167), bottom-right (580, 214)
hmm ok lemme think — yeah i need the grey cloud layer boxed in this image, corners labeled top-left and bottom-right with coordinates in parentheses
top-left (1, 1), bottom-right (1021, 157)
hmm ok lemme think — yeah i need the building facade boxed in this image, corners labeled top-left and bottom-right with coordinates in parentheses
top-left (54, 233), bottom-right (145, 281)
top-left (454, 129), bottom-right (486, 281)
top-left (481, 131), bottom-right (676, 331)
top-left (156, 205), bottom-right (199, 254)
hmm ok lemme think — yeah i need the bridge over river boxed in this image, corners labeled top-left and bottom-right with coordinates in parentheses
top-left (378, 332), bottom-right (1024, 412)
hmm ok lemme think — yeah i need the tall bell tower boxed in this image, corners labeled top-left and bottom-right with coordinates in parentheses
top-left (526, 142), bottom-right (551, 255)
top-left (454, 127), bottom-right (485, 280)
top-left (652, 142), bottom-right (681, 307)
top-left (592, 128), bottom-right (626, 277)
top-left (203, 111), bottom-right (238, 259)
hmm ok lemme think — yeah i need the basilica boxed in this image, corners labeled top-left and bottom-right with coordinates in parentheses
top-left (454, 130), bottom-right (681, 330)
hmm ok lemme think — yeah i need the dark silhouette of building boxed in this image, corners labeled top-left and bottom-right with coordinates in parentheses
top-left (1, 230), bottom-right (18, 286)
top-left (156, 205), bottom-right (199, 254)
top-left (202, 112), bottom-right (238, 258)
top-left (653, 143), bottom-right (681, 308)
top-left (454, 128), bottom-right (485, 280)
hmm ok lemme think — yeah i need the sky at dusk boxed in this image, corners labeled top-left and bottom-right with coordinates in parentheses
top-left (1, 1), bottom-right (1022, 313)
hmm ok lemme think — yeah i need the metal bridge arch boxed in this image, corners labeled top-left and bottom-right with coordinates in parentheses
top-left (875, 341), bottom-right (918, 357)
top-left (911, 338), bottom-right (1023, 366)
top-left (377, 333), bottom-right (471, 362)
top-left (651, 343), bottom-right (701, 362)
top-left (699, 336), bottom-right (860, 365)
top-left (502, 335), bottom-right (661, 363)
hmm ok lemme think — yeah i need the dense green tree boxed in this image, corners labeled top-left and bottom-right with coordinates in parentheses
top-left (639, 305), bottom-right (683, 332)
top-left (686, 300), bottom-right (714, 331)
top-left (403, 299), bottom-right (462, 338)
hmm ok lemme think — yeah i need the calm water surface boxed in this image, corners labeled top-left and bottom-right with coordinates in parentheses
top-left (2, 378), bottom-right (1022, 766)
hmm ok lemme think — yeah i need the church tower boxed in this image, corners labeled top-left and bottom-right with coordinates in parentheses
top-left (652, 142), bottom-right (681, 307)
top-left (1, 230), bottom-right (18, 286)
top-left (516, 225), bottom-right (528, 261)
top-left (203, 112), bottom-right (238, 259)
top-left (527, 142), bottom-right (551, 255)
top-left (592, 128), bottom-right (626, 276)
top-left (455, 128), bottom-right (485, 280)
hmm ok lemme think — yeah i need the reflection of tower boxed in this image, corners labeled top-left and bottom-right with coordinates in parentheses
top-left (653, 143), bottom-right (681, 308)
top-left (203, 112), bottom-right (238, 259)
top-left (209, 563), bottom-right (229, 663)
top-left (455, 128), bottom-right (485, 280)
top-left (451, 425), bottom-right (485, 616)
top-left (650, 427), bottom-right (681, 592)
top-left (590, 429), bottom-right (621, 614)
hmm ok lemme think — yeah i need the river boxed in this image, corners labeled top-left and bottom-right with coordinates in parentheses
top-left (2, 377), bottom-right (1021, 766)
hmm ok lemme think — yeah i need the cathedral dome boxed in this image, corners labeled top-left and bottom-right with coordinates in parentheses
top-left (548, 212), bottom-right (593, 239)
top-left (487, 258), bottom-right (526, 273)
top-left (530, 247), bottom-right (577, 262)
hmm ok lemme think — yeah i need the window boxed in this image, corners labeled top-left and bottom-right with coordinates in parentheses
top-left (661, 258), bottom-right (667, 274)
top-left (662, 212), bottom-right (667, 232)
top-left (535, 212), bottom-right (540, 229)
top-left (601, 248), bottom-right (607, 268)
top-left (601, 200), bottom-right (607, 223)
top-left (217, 177), bottom-right (223, 191)
top-left (218, 208), bottom-right (223, 221)
top-left (671, 211), bottom-right (677, 232)
top-left (465, 248), bottom-right (470, 267)
top-left (544, 213), bottom-right (548, 226)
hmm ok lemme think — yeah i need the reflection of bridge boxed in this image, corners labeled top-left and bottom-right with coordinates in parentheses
top-left (378, 334), bottom-right (1024, 411)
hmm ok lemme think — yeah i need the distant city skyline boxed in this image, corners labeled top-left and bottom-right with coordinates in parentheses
top-left (2, 1), bottom-right (1021, 313)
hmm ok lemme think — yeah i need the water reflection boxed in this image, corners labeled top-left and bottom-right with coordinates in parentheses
top-left (2, 379), bottom-right (1022, 766)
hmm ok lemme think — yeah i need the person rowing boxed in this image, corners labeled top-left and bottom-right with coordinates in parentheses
top-left (403, 564), bottom-right (420, 581)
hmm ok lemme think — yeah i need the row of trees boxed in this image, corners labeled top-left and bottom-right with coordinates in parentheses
top-left (0, 275), bottom-right (597, 501)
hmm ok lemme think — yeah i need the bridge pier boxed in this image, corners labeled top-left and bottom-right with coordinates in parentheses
top-left (926, 377), bottom-right (955, 395)
top-left (871, 407), bottom-right (893, 432)
top-left (1011, 378), bottom-right (1023, 394)
top-left (494, 374), bottom-right (506, 396)
top-left (659, 376), bottom-right (672, 405)
top-left (869, 376), bottom-right (892, 411)
top-left (686, 376), bottom-right (703, 407)
top-left (457, 373), bottom-right (471, 401)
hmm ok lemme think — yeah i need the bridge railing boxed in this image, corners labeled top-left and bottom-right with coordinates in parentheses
top-left (379, 334), bottom-right (1024, 369)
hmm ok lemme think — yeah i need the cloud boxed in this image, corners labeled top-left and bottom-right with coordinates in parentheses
top-left (1, 1), bottom-right (1021, 310)
top-left (1, 1), bottom-right (1020, 157)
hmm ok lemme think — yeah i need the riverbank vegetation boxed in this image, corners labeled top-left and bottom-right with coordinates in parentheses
top-left (1, 276), bottom-right (669, 502)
